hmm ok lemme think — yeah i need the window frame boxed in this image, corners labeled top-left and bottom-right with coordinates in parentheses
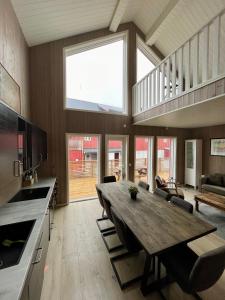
top-left (63, 31), bottom-right (128, 115)
top-left (65, 133), bottom-right (102, 203)
top-left (134, 135), bottom-right (154, 191)
top-left (136, 35), bottom-right (160, 66)
top-left (156, 136), bottom-right (177, 181)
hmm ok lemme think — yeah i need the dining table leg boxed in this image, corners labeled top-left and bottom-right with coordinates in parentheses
top-left (141, 252), bottom-right (173, 296)
top-left (140, 252), bottom-right (152, 295)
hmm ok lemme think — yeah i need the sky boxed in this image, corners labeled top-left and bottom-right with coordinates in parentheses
top-left (136, 48), bottom-right (155, 81)
top-left (66, 40), bottom-right (155, 109)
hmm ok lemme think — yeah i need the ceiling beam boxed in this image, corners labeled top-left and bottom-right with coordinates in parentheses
top-left (146, 0), bottom-right (180, 46)
top-left (109, 0), bottom-right (129, 32)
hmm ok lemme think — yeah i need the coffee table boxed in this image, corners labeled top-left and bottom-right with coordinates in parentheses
top-left (195, 192), bottom-right (225, 212)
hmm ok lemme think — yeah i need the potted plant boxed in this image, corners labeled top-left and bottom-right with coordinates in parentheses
top-left (128, 186), bottom-right (139, 200)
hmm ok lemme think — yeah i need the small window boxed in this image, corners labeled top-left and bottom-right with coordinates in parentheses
top-left (64, 32), bottom-right (127, 114)
top-left (136, 36), bottom-right (158, 82)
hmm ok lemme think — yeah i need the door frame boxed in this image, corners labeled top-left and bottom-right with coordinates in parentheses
top-left (134, 135), bottom-right (154, 191)
top-left (66, 133), bottom-right (102, 202)
top-left (156, 136), bottom-right (177, 181)
top-left (105, 134), bottom-right (129, 180)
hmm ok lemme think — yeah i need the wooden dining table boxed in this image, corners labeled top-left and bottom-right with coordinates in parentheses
top-left (97, 180), bottom-right (217, 295)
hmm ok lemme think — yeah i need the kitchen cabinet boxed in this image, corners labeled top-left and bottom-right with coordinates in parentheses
top-left (20, 209), bottom-right (49, 300)
top-left (185, 139), bottom-right (202, 189)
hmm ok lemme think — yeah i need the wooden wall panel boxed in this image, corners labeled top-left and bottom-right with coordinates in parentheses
top-left (0, 0), bottom-right (29, 118)
top-left (190, 124), bottom-right (225, 175)
top-left (30, 23), bottom-right (190, 205)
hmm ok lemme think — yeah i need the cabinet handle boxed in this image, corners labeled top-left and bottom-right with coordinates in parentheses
top-left (32, 247), bottom-right (43, 264)
top-left (14, 160), bottom-right (23, 177)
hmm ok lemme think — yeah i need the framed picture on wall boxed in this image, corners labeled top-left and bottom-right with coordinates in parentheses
top-left (210, 138), bottom-right (225, 156)
top-left (0, 63), bottom-right (21, 114)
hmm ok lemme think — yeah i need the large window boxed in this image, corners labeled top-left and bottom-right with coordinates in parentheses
top-left (105, 135), bottom-right (128, 181)
top-left (67, 134), bottom-right (101, 201)
top-left (134, 136), bottom-right (154, 191)
top-left (156, 137), bottom-right (177, 181)
top-left (64, 32), bottom-right (127, 114)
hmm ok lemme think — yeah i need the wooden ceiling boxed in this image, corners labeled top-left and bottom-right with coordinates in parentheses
top-left (11, 0), bottom-right (225, 56)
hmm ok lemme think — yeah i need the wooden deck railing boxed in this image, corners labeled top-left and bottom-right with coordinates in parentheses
top-left (132, 9), bottom-right (225, 116)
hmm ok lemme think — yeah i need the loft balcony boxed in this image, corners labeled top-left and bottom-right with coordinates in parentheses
top-left (132, 9), bottom-right (225, 128)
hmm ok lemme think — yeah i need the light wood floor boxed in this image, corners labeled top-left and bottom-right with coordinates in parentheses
top-left (41, 199), bottom-right (225, 300)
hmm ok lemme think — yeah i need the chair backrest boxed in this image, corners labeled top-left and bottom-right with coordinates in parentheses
top-left (154, 188), bottom-right (170, 201)
top-left (170, 196), bottom-right (193, 214)
top-left (102, 195), bottom-right (113, 222)
top-left (155, 175), bottom-right (165, 188)
top-left (96, 186), bottom-right (104, 208)
top-left (189, 246), bottom-right (225, 292)
top-left (111, 206), bottom-right (142, 253)
top-left (138, 180), bottom-right (150, 191)
top-left (103, 176), bottom-right (116, 183)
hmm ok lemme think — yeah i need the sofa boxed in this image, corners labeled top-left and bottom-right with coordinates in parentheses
top-left (200, 173), bottom-right (225, 196)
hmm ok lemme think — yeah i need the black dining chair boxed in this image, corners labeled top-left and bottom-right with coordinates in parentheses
top-left (110, 206), bottom-right (147, 289)
top-left (170, 196), bottom-right (193, 214)
top-left (96, 186), bottom-right (115, 233)
top-left (154, 188), bottom-right (170, 201)
top-left (103, 175), bottom-right (117, 183)
top-left (158, 244), bottom-right (225, 299)
top-left (138, 180), bottom-right (150, 191)
top-left (101, 195), bottom-right (123, 253)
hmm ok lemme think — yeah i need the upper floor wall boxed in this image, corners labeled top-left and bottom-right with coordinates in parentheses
top-left (132, 9), bottom-right (225, 125)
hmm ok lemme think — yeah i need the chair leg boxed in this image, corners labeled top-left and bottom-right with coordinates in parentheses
top-left (193, 293), bottom-right (202, 300)
top-left (110, 251), bottom-right (144, 289)
top-left (157, 257), bottom-right (161, 281)
top-left (96, 208), bottom-right (115, 233)
top-left (96, 217), bottom-right (115, 233)
top-left (102, 208), bottom-right (107, 219)
top-left (101, 230), bottom-right (124, 253)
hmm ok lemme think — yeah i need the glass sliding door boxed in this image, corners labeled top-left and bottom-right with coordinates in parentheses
top-left (105, 135), bottom-right (128, 181)
top-left (134, 136), bottom-right (154, 191)
top-left (67, 134), bottom-right (100, 201)
top-left (156, 137), bottom-right (177, 181)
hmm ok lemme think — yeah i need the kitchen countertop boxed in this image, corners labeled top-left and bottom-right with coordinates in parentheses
top-left (0, 177), bottom-right (56, 300)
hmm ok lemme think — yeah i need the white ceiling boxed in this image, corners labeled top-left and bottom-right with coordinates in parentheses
top-left (135, 96), bottom-right (225, 128)
top-left (11, 0), bottom-right (225, 57)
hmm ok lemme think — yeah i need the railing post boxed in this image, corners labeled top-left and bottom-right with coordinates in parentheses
top-left (184, 41), bottom-right (190, 91)
top-left (161, 63), bottom-right (165, 102)
top-left (146, 76), bottom-right (149, 109)
top-left (166, 58), bottom-right (170, 99)
top-left (178, 47), bottom-right (183, 93)
top-left (171, 53), bottom-right (176, 96)
top-left (156, 67), bottom-right (160, 104)
top-left (212, 15), bottom-right (220, 77)
top-left (192, 34), bottom-right (199, 87)
top-left (202, 25), bottom-right (209, 82)
top-left (152, 71), bottom-right (156, 106)
top-left (148, 74), bottom-right (152, 108)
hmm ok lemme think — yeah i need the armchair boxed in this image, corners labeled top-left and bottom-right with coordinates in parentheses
top-left (155, 175), bottom-right (184, 200)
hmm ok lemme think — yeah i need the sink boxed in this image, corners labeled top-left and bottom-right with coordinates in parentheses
top-left (0, 220), bottom-right (35, 269)
top-left (9, 187), bottom-right (50, 203)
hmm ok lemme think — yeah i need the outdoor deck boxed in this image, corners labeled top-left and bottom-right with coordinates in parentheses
top-left (68, 160), bottom-right (169, 201)
top-left (69, 177), bottom-right (97, 201)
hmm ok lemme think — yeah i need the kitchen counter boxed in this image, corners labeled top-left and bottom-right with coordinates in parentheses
top-left (0, 177), bottom-right (56, 300)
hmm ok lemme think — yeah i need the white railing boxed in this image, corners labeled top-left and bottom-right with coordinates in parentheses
top-left (133, 9), bottom-right (225, 116)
